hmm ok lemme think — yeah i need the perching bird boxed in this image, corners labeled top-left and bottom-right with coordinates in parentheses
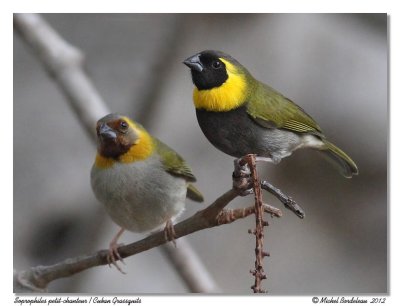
top-left (183, 50), bottom-right (358, 178)
top-left (91, 113), bottom-right (203, 272)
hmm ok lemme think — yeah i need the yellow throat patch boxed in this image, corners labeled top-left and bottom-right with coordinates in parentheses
top-left (94, 154), bottom-right (115, 169)
top-left (119, 117), bottom-right (154, 164)
top-left (95, 118), bottom-right (154, 169)
top-left (193, 58), bottom-right (247, 112)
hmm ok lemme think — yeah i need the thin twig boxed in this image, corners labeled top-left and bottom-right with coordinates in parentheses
top-left (261, 180), bottom-right (305, 218)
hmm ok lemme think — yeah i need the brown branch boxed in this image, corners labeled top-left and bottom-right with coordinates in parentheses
top-left (14, 189), bottom-right (239, 292)
top-left (246, 154), bottom-right (268, 293)
top-left (232, 155), bottom-right (297, 293)
top-left (14, 188), bottom-right (284, 293)
top-left (217, 204), bottom-right (282, 225)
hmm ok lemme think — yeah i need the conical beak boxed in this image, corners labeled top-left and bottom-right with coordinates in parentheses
top-left (183, 54), bottom-right (203, 72)
top-left (99, 123), bottom-right (117, 140)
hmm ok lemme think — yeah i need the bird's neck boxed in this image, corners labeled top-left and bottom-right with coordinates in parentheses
top-left (193, 62), bottom-right (248, 112)
top-left (94, 154), bottom-right (115, 169)
top-left (119, 130), bottom-right (154, 163)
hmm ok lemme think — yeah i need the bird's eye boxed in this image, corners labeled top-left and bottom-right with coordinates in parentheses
top-left (212, 60), bottom-right (222, 69)
top-left (120, 120), bottom-right (128, 130)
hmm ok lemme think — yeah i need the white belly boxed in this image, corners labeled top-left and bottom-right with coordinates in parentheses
top-left (91, 156), bottom-right (187, 232)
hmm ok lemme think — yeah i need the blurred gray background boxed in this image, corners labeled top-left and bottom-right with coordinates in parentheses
top-left (13, 13), bottom-right (387, 294)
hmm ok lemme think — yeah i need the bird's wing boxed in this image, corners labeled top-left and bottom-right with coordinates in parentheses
top-left (246, 83), bottom-right (323, 135)
top-left (154, 138), bottom-right (197, 182)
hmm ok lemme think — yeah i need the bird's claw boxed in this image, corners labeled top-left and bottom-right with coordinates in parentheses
top-left (107, 243), bottom-right (126, 274)
top-left (164, 219), bottom-right (177, 247)
top-left (233, 157), bottom-right (254, 196)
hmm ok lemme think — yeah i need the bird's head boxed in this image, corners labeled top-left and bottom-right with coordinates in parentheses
top-left (95, 113), bottom-right (153, 163)
top-left (183, 50), bottom-right (249, 111)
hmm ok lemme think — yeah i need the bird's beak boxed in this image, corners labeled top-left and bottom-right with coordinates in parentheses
top-left (183, 54), bottom-right (203, 72)
top-left (99, 123), bottom-right (117, 140)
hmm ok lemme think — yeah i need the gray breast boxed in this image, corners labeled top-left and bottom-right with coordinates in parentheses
top-left (91, 156), bottom-right (187, 232)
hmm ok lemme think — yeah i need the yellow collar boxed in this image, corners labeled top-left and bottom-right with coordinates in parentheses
top-left (95, 121), bottom-right (154, 169)
top-left (193, 58), bottom-right (247, 112)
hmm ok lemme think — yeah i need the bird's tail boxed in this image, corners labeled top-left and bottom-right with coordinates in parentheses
top-left (186, 184), bottom-right (204, 202)
top-left (319, 140), bottom-right (359, 178)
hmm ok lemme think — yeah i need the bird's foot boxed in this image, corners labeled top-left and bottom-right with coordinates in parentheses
top-left (233, 157), bottom-right (253, 196)
top-left (107, 227), bottom-right (126, 274)
top-left (107, 242), bottom-right (126, 274)
top-left (164, 219), bottom-right (177, 247)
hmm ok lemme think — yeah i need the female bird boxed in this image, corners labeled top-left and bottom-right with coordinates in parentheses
top-left (184, 50), bottom-right (358, 178)
top-left (91, 113), bottom-right (203, 272)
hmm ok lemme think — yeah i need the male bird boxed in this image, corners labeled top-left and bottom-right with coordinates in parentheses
top-left (91, 113), bottom-right (203, 272)
top-left (183, 50), bottom-right (358, 178)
